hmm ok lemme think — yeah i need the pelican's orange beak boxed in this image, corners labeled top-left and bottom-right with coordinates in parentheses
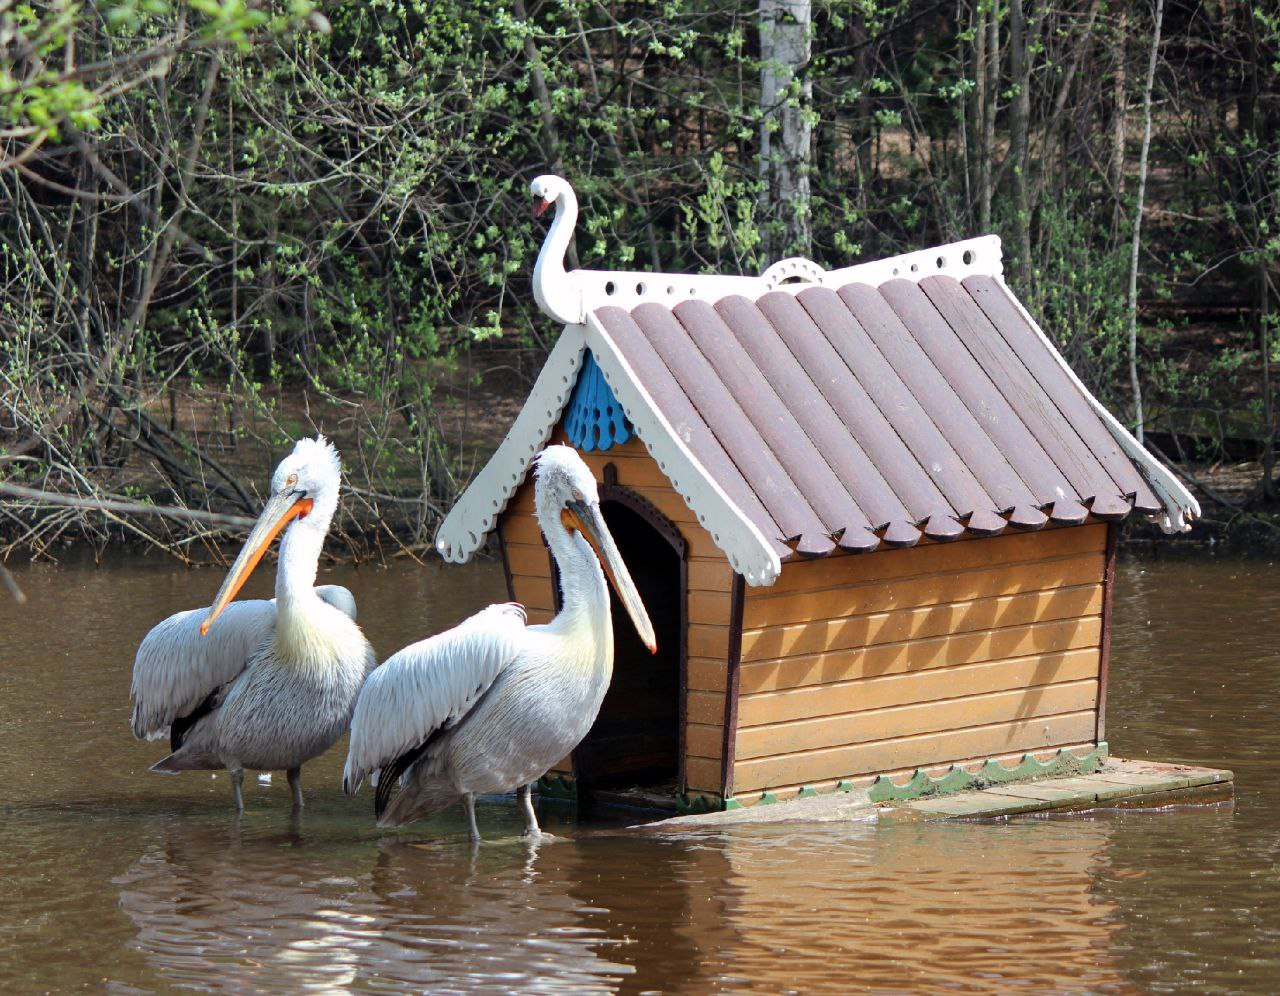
top-left (562, 500), bottom-right (657, 654)
top-left (201, 493), bottom-right (313, 635)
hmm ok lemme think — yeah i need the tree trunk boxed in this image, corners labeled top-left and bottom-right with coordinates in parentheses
top-left (1260, 265), bottom-right (1275, 499)
top-left (1127, 0), bottom-right (1165, 445)
top-left (1110, 7), bottom-right (1128, 235)
top-left (1008, 0), bottom-right (1041, 289)
top-left (758, 0), bottom-right (812, 259)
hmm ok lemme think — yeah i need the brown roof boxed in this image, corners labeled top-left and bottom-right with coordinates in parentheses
top-left (592, 273), bottom-right (1162, 559)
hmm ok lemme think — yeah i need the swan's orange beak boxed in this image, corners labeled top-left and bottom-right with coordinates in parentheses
top-left (201, 493), bottom-right (313, 635)
top-left (534, 197), bottom-right (551, 219)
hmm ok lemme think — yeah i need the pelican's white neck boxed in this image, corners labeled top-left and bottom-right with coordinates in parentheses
top-left (532, 175), bottom-right (583, 325)
top-left (275, 517), bottom-right (326, 606)
top-left (275, 482), bottom-right (338, 608)
top-left (544, 517), bottom-right (612, 660)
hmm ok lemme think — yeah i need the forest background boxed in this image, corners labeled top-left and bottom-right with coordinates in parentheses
top-left (1, 0), bottom-right (1277, 563)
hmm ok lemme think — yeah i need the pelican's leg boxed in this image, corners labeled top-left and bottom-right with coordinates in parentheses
top-left (518, 783), bottom-right (542, 838)
top-left (230, 767), bottom-right (245, 812)
top-left (287, 766), bottom-right (304, 810)
top-left (463, 792), bottom-right (481, 843)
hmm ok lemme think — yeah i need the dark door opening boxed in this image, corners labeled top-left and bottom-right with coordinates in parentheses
top-left (572, 497), bottom-right (683, 808)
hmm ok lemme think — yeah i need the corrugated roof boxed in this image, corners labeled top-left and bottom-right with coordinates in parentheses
top-left (591, 273), bottom-right (1163, 559)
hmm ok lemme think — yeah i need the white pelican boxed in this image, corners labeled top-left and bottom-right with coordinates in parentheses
top-left (342, 445), bottom-right (656, 840)
top-left (130, 436), bottom-right (376, 811)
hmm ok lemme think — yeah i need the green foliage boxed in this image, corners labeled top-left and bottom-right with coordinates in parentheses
top-left (4, 0), bottom-right (1280, 552)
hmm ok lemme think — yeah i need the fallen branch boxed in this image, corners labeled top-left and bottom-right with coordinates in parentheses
top-left (0, 482), bottom-right (257, 530)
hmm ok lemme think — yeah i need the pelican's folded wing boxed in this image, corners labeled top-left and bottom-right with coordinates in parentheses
top-left (129, 600), bottom-right (277, 740)
top-left (342, 602), bottom-right (528, 794)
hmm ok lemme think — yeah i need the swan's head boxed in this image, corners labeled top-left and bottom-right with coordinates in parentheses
top-left (531, 174), bottom-right (573, 218)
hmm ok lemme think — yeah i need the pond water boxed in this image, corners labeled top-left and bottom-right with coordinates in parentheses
top-left (0, 548), bottom-right (1277, 992)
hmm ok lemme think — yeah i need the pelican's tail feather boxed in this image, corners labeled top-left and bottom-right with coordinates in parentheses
top-left (148, 740), bottom-right (222, 774)
top-left (376, 773), bottom-right (460, 828)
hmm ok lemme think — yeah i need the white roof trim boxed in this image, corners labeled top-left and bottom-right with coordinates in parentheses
top-left (531, 174), bottom-right (1002, 324)
top-left (538, 236), bottom-right (1003, 324)
top-left (434, 315), bottom-right (783, 585)
top-left (436, 327), bottom-right (587, 563)
top-left (583, 313), bottom-right (782, 586)
top-left (1000, 278), bottom-right (1200, 532)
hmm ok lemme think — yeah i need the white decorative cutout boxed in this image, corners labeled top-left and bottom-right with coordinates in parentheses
top-left (435, 327), bottom-right (586, 562)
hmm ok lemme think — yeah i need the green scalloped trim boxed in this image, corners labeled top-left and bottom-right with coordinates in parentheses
top-left (535, 773), bottom-right (577, 800)
top-left (727, 782), bottom-right (852, 810)
top-left (868, 742), bottom-right (1109, 803)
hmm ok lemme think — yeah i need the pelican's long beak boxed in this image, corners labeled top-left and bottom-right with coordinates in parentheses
top-left (563, 499), bottom-right (657, 653)
top-left (201, 491), bottom-right (313, 635)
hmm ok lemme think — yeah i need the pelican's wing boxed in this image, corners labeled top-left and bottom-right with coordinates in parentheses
top-left (130, 585), bottom-right (363, 741)
top-left (314, 584), bottom-right (358, 621)
top-left (342, 602), bottom-right (527, 794)
top-left (129, 599), bottom-right (276, 740)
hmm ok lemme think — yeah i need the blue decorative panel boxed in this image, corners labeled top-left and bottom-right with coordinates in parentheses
top-left (565, 351), bottom-right (631, 451)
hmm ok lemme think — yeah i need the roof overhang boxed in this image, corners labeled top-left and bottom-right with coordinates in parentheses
top-left (434, 317), bottom-right (785, 586)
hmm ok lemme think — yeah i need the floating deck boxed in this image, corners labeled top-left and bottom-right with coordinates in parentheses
top-left (643, 758), bottom-right (1234, 829)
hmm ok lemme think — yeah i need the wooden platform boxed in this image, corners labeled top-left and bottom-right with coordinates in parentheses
top-left (643, 758), bottom-right (1233, 829)
top-left (883, 758), bottom-right (1233, 821)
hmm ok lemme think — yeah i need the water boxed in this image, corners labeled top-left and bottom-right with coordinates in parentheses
top-left (0, 549), bottom-right (1276, 992)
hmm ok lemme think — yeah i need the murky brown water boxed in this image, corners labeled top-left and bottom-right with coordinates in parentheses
top-left (0, 548), bottom-right (1276, 992)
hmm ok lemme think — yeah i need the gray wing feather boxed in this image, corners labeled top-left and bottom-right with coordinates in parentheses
top-left (342, 602), bottom-right (526, 793)
top-left (315, 584), bottom-right (358, 622)
top-left (130, 600), bottom-right (275, 740)
top-left (130, 585), bottom-right (361, 740)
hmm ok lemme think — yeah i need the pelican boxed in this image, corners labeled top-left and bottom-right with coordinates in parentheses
top-left (130, 436), bottom-right (376, 811)
top-left (342, 444), bottom-right (656, 840)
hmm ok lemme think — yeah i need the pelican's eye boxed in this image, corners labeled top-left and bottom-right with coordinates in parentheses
top-left (285, 472), bottom-right (299, 489)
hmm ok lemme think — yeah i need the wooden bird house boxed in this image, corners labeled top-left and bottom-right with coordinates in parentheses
top-left (436, 176), bottom-right (1199, 813)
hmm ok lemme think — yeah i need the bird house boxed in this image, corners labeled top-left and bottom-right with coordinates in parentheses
top-left (436, 176), bottom-right (1199, 813)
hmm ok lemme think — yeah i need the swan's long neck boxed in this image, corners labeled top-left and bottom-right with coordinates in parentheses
top-left (532, 187), bottom-right (583, 325)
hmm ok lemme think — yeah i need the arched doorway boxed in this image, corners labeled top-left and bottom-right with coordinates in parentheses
top-left (571, 481), bottom-right (685, 810)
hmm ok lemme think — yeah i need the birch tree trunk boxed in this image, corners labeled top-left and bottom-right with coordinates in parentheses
top-left (1127, 0), bottom-right (1165, 445)
top-left (758, 0), bottom-right (812, 259)
top-left (1110, 7), bottom-right (1128, 235)
top-left (1008, 0), bottom-right (1042, 289)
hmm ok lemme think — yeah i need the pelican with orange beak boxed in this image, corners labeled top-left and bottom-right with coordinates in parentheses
top-left (130, 436), bottom-right (376, 811)
top-left (343, 445), bottom-right (656, 840)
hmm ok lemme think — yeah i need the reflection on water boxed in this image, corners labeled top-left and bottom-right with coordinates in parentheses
top-left (1, 550), bottom-right (1278, 991)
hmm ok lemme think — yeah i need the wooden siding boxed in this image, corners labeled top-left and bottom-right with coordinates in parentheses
top-left (498, 433), bottom-right (735, 795)
top-left (731, 523), bottom-right (1108, 797)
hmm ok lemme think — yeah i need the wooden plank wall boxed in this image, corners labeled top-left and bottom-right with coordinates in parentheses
top-left (496, 432), bottom-right (735, 795)
top-left (731, 523), bottom-right (1109, 802)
